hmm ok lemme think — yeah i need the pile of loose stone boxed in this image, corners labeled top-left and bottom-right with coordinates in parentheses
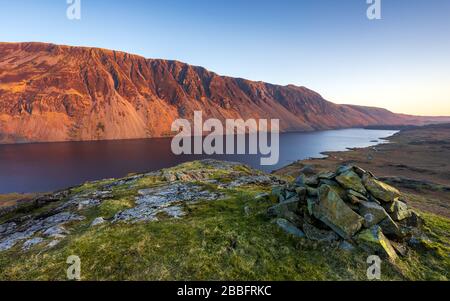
top-left (268, 164), bottom-right (424, 261)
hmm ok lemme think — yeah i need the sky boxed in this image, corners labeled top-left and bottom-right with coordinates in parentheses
top-left (0, 0), bottom-right (449, 116)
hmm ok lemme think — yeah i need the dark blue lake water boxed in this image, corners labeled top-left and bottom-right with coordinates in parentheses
top-left (0, 128), bottom-right (397, 193)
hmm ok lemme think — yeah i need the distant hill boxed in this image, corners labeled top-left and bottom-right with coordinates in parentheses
top-left (0, 42), bottom-right (448, 143)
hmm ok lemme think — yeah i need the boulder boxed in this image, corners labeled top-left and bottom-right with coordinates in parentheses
top-left (320, 180), bottom-right (348, 200)
top-left (386, 199), bottom-right (411, 221)
top-left (355, 226), bottom-right (398, 262)
top-left (295, 174), bottom-right (318, 186)
top-left (317, 171), bottom-right (336, 180)
top-left (295, 187), bottom-right (307, 201)
top-left (294, 175), bottom-right (307, 187)
top-left (307, 187), bottom-right (318, 197)
top-left (348, 195), bottom-right (362, 205)
top-left (336, 170), bottom-right (367, 195)
top-left (379, 216), bottom-right (403, 238)
top-left (313, 185), bottom-right (364, 240)
top-left (336, 165), bottom-right (353, 175)
top-left (271, 186), bottom-right (285, 202)
top-left (347, 190), bottom-right (369, 202)
top-left (275, 219), bottom-right (305, 238)
top-left (268, 200), bottom-right (300, 216)
top-left (303, 222), bottom-right (339, 242)
top-left (284, 190), bottom-right (298, 201)
top-left (358, 201), bottom-right (389, 228)
top-left (267, 201), bottom-right (302, 225)
top-left (363, 175), bottom-right (401, 203)
top-left (299, 165), bottom-right (316, 176)
top-left (353, 166), bottom-right (368, 178)
top-left (304, 176), bottom-right (319, 186)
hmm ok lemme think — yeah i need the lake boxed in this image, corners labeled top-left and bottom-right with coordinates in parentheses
top-left (0, 128), bottom-right (397, 194)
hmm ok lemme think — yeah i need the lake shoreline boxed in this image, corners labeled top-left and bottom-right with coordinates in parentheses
top-left (0, 128), bottom-right (396, 194)
top-left (0, 128), bottom-right (397, 209)
top-left (1, 124), bottom-right (449, 217)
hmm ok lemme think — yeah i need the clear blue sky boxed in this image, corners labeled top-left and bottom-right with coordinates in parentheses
top-left (1, 0), bottom-right (449, 115)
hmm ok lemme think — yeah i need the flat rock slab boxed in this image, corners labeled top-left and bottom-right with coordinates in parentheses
top-left (335, 170), bottom-right (367, 195)
top-left (275, 218), bottom-right (305, 238)
top-left (313, 185), bottom-right (364, 240)
top-left (113, 183), bottom-right (222, 223)
top-left (355, 226), bottom-right (398, 262)
top-left (0, 212), bottom-right (84, 252)
top-left (363, 175), bottom-right (401, 203)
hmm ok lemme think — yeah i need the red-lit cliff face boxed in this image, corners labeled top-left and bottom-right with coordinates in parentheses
top-left (0, 42), bottom-right (447, 143)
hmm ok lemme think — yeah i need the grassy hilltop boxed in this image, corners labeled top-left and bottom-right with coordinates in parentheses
top-left (0, 156), bottom-right (449, 280)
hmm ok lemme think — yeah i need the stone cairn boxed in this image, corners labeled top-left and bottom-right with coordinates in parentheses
top-left (268, 165), bottom-right (424, 261)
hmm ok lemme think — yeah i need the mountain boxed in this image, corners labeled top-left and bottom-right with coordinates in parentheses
top-left (0, 42), bottom-right (448, 143)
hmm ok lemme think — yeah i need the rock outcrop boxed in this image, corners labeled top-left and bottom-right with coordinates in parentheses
top-left (0, 160), bottom-right (285, 252)
top-left (269, 164), bottom-right (424, 261)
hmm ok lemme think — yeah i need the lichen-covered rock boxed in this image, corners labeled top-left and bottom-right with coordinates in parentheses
top-left (270, 186), bottom-right (284, 202)
top-left (113, 183), bottom-right (221, 223)
top-left (336, 165), bottom-right (353, 175)
top-left (355, 226), bottom-right (398, 262)
top-left (313, 185), bottom-right (364, 239)
top-left (299, 165), bottom-right (316, 176)
top-left (77, 199), bottom-right (101, 211)
top-left (379, 216), bottom-right (403, 238)
top-left (336, 170), bottom-right (367, 195)
top-left (386, 199), bottom-right (411, 221)
top-left (0, 222), bottom-right (17, 236)
top-left (294, 174), bottom-right (319, 186)
top-left (267, 200), bottom-right (300, 218)
top-left (22, 237), bottom-right (44, 250)
top-left (353, 166), bottom-right (368, 178)
top-left (358, 201), bottom-right (389, 228)
top-left (348, 190), bottom-right (369, 202)
top-left (363, 175), bottom-right (401, 203)
top-left (307, 187), bottom-right (318, 197)
top-left (0, 212), bottom-right (84, 251)
top-left (295, 187), bottom-right (307, 201)
top-left (42, 225), bottom-right (68, 238)
top-left (317, 171), bottom-right (336, 180)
